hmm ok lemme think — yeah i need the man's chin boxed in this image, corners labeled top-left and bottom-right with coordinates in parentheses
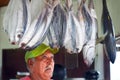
top-left (44, 73), bottom-right (53, 79)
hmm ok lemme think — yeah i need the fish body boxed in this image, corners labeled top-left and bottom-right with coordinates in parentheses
top-left (3, 0), bottom-right (16, 44)
top-left (47, 4), bottom-right (66, 48)
top-left (3, 0), bottom-right (23, 44)
top-left (25, 8), bottom-right (53, 49)
top-left (63, 0), bottom-right (84, 53)
top-left (3, 0), bottom-right (30, 45)
top-left (63, 0), bottom-right (75, 53)
top-left (81, 0), bottom-right (92, 42)
top-left (14, 0), bottom-right (24, 43)
top-left (63, 11), bottom-right (76, 53)
top-left (82, 0), bottom-right (98, 66)
top-left (77, 0), bottom-right (86, 48)
top-left (102, 0), bottom-right (116, 63)
top-left (15, 0), bottom-right (31, 44)
top-left (19, 0), bottom-right (45, 47)
top-left (23, 0), bottom-right (59, 50)
top-left (3, 0), bottom-right (13, 34)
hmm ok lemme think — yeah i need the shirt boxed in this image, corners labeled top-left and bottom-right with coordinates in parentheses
top-left (20, 76), bottom-right (53, 80)
top-left (20, 76), bottom-right (31, 80)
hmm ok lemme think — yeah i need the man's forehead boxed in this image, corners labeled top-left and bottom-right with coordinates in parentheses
top-left (35, 50), bottom-right (54, 59)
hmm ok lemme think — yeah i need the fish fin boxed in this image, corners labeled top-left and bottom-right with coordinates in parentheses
top-left (96, 32), bottom-right (108, 45)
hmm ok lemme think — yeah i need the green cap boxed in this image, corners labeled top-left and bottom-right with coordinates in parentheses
top-left (25, 43), bottom-right (59, 62)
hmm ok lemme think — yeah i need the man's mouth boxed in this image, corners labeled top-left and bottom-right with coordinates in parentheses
top-left (45, 67), bottom-right (52, 72)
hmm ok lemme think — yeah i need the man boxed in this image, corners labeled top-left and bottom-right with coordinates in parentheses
top-left (20, 43), bottom-right (58, 80)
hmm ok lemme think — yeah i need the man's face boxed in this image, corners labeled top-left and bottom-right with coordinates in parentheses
top-left (29, 50), bottom-right (55, 80)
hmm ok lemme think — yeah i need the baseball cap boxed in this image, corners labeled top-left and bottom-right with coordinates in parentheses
top-left (25, 43), bottom-right (59, 62)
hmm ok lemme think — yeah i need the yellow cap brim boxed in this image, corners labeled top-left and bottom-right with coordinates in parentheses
top-left (25, 43), bottom-right (59, 62)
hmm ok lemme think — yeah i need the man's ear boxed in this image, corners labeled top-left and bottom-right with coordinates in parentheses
top-left (27, 59), bottom-right (34, 67)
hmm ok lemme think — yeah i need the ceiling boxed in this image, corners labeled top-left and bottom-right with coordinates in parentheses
top-left (0, 0), bottom-right (9, 7)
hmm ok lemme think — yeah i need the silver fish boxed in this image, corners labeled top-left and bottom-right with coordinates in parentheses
top-left (47, 3), bottom-right (66, 48)
top-left (3, 0), bottom-right (14, 44)
top-left (15, 0), bottom-right (31, 44)
top-left (63, 0), bottom-right (83, 53)
top-left (82, 0), bottom-right (98, 66)
top-left (77, 0), bottom-right (86, 49)
top-left (3, 0), bottom-right (22, 45)
top-left (3, 0), bottom-right (14, 34)
top-left (81, 0), bottom-right (92, 42)
top-left (19, 0), bottom-right (45, 47)
top-left (24, 0), bottom-right (59, 50)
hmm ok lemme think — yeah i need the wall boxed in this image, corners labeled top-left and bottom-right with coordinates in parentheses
top-left (0, 0), bottom-right (120, 80)
top-left (0, 7), bottom-right (19, 79)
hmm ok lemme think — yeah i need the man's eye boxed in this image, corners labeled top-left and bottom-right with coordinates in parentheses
top-left (51, 56), bottom-right (54, 59)
top-left (42, 55), bottom-right (47, 59)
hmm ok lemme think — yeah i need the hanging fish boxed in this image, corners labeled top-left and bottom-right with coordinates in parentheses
top-left (82, 0), bottom-right (98, 66)
top-left (101, 0), bottom-right (116, 63)
top-left (15, 0), bottom-right (31, 44)
top-left (77, 0), bottom-right (86, 47)
top-left (3, 0), bottom-right (17, 44)
top-left (3, 0), bottom-right (25, 45)
top-left (19, 0), bottom-right (45, 48)
top-left (81, 0), bottom-right (92, 42)
top-left (23, 0), bottom-right (60, 50)
top-left (47, 2), bottom-right (66, 48)
top-left (63, 0), bottom-right (84, 53)
top-left (3, 0), bottom-right (14, 35)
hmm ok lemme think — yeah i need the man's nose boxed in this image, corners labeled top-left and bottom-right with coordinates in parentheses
top-left (47, 58), bottom-right (54, 64)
